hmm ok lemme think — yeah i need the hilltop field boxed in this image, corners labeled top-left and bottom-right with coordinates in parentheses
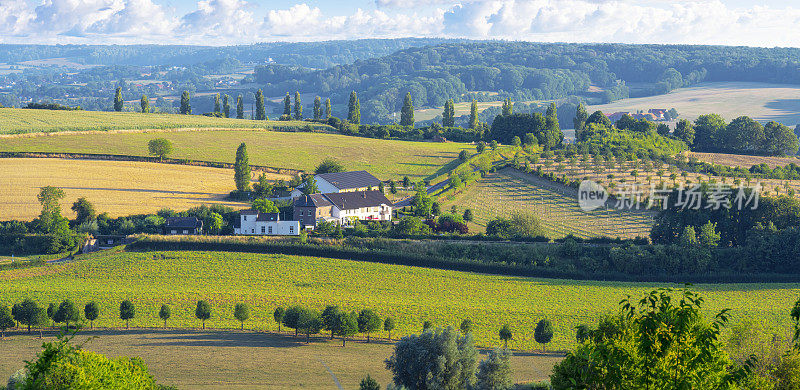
top-left (2, 248), bottom-right (799, 354)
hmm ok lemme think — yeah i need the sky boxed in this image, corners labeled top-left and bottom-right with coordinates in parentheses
top-left (1, 0), bottom-right (800, 46)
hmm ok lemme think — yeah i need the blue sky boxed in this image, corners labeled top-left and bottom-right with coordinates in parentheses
top-left (2, 0), bottom-right (800, 46)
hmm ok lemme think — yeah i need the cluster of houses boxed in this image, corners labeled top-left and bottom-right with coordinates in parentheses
top-left (605, 109), bottom-right (668, 123)
top-left (232, 170), bottom-right (393, 236)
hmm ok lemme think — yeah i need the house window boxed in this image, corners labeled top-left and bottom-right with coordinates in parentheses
top-left (268, 226), bottom-right (273, 234)
top-left (251, 229), bottom-right (254, 233)
top-left (243, 216), bottom-right (247, 221)
top-left (183, 230), bottom-right (188, 234)
top-left (171, 229), bottom-right (177, 234)
top-left (300, 211), bottom-right (304, 217)
top-left (289, 226), bottom-right (294, 234)
top-left (261, 226), bottom-right (266, 234)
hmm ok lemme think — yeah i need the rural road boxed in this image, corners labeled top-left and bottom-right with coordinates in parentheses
top-left (392, 178), bottom-right (451, 208)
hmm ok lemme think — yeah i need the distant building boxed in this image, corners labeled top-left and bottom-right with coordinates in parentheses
top-left (163, 217), bottom-right (202, 235)
top-left (293, 190), bottom-right (392, 229)
top-left (632, 113), bottom-right (657, 121)
top-left (648, 109), bottom-right (667, 120)
top-left (606, 112), bottom-right (630, 123)
top-left (291, 171), bottom-right (382, 198)
top-left (234, 210), bottom-right (300, 236)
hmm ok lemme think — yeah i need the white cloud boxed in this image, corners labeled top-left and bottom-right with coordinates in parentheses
top-left (1, 0), bottom-right (800, 46)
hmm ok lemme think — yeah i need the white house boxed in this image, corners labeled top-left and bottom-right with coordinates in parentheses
top-left (234, 210), bottom-right (300, 236)
top-left (293, 190), bottom-right (393, 228)
top-left (291, 170), bottom-right (382, 198)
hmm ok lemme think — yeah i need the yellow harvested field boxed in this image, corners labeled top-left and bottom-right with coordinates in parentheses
top-left (688, 151), bottom-right (800, 169)
top-left (0, 158), bottom-right (256, 220)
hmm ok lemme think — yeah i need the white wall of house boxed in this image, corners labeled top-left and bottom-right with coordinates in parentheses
top-left (331, 204), bottom-right (392, 225)
top-left (235, 215), bottom-right (300, 236)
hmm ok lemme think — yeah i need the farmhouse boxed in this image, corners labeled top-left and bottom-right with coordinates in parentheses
top-left (234, 210), bottom-right (300, 236)
top-left (163, 217), bottom-right (202, 235)
top-left (290, 170), bottom-right (382, 198)
top-left (293, 190), bottom-right (392, 229)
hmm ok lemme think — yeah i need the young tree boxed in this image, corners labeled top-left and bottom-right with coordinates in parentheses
top-left (389, 180), bottom-right (397, 194)
top-left (234, 303), bottom-right (250, 330)
top-left (384, 317), bottom-right (396, 340)
top-left (71, 197), bottom-right (96, 225)
top-left (223, 94), bottom-right (231, 118)
top-left (313, 96), bottom-right (322, 120)
top-left (195, 300), bottom-right (211, 329)
top-left (180, 90), bottom-right (191, 115)
top-left (297, 309), bottom-right (322, 343)
top-left (573, 103), bottom-right (588, 138)
top-left (324, 98), bottom-right (332, 119)
top-left (234, 142), bottom-right (251, 192)
top-left (332, 310), bottom-right (359, 347)
top-left (475, 348), bottom-right (513, 390)
top-left (119, 300), bottom-right (135, 329)
top-left (283, 306), bottom-right (302, 337)
top-left (463, 209), bottom-right (474, 222)
top-left (273, 307), bottom-right (285, 332)
top-left (31, 307), bottom-right (49, 339)
top-left (400, 92), bottom-right (414, 127)
top-left (477, 141), bottom-right (486, 153)
top-left (283, 92), bottom-right (291, 117)
top-left (213, 93), bottom-right (221, 114)
top-left (358, 309), bottom-right (382, 343)
top-left (147, 138), bottom-right (173, 161)
top-left (360, 375), bottom-right (380, 390)
top-left (294, 91), bottom-right (303, 120)
top-left (348, 91), bottom-right (361, 124)
top-left (84, 301), bottom-right (99, 329)
top-left (423, 320), bottom-right (433, 331)
top-left (469, 100), bottom-right (479, 129)
top-left (236, 95), bottom-right (244, 119)
top-left (443, 99), bottom-right (455, 127)
top-left (140, 95), bottom-right (150, 113)
top-left (459, 149), bottom-right (469, 161)
top-left (460, 318), bottom-right (474, 334)
top-left (499, 324), bottom-right (512, 348)
top-left (386, 326), bottom-right (478, 389)
top-left (255, 89), bottom-right (266, 120)
top-left (403, 176), bottom-right (411, 188)
top-left (159, 304), bottom-right (171, 328)
top-left (0, 305), bottom-right (13, 338)
top-left (114, 87), bottom-right (123, 112)
top-left (534, 319), bottom-right (553, 352)
top-left (321, 305), bottom-right (342, 339)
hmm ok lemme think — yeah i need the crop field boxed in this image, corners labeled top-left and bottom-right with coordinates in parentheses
top-left (0, 158), bottom-right (257, 220)
top-left (415, 100), bottom-right (507, 122)
top-left (688, 151), bottom-right (800, 169)
top-left (0, 130), bottom-right (472, 180)
top-left (442, 168), bottom-right (654, 239)
top-left (589, 82), bottom-right (800, 125)
top-left (0, 107), bottom-right (330, 134)
top-left (2, 248), bottom-right (799, 355)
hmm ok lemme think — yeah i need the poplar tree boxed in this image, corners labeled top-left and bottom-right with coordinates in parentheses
top-left (234, 143), bottom-right (251, 192)
top-left (236, 95), bottom-right (244, 119)
top-left (140, 95), bottom-right (149, 113)
top-left (501, 98), bottom-right (513, 116)
top-left (283, 92), bottom-right (291, 117)
top-left (294, 91), bottom-right (303, 120)
top-left (180, 91), bottom-right (191, 115)
top-left (255, 89), bottom-right (266, 120)
top-left (348, 91), bottom-right (360, 124)
top-left (442, 99), bottom-right (455, 127)
top-left (114, 87), bottom-right (123, 112)
top-left (324, 98), bottom-right (332, 119)
top-left (313, 96), bottom-right (322, 120)
top-left (223, 94), bottom-right (231, 118)
top-left (469, 100), bottom-right (479, 129)
top-left (400, 92), bottom-right (414, 127)
top-left (213, 93), bottom-right (221, 114)
top-left (573, 103), bottom-right (588, 136)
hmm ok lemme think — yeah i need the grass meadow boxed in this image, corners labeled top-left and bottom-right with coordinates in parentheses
top-left (0, 108), bottom-right (330, 134)
top-left (0, 130), bottom-right (472, 180)
top-left (2, 248), bottom-right (799, 354)
top-left (0, 158), bottom-right (258, 220)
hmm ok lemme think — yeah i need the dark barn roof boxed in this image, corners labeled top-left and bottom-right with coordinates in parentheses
top-left (317, 171), bottom-right (381, 191)
top-left (323, 190), bottom-right (391, 211)
top-left (294, 193), bottom-right (333, 208)
top-left (164, 217), bottom-right (202, 229)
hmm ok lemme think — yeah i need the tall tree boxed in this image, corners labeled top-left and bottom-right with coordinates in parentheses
top-left (236, 95), bottom-right (244, 119)
top-left (114, 87), bottom-right (123, 112)
top-left (324, 98), bottom-right (332, 119)
top-left (180, 91), bottom-right (191, 115)
top-left (213, 93), bottom-right (221, 114)
top-left (332, 311), bottom-right (359, 347)
top-left (283, 92), bottom-right (291, 117)
top-left (400, 92), bottom-right (414, 127)
top-left (313, 96), bottom-right (322, 120)
top-left (119, 300), bottom-right (135, 329)
top-left (255, 89), bottom-right (266, 120)
top-left (140, 95), bottom-right (149, 113)
top-left (13, 299), bottom-right (42, 333)
top-left (544, 103), bottom-right (563, 149)
top-left (53, 299), bottom-right (79, 328)
top-left (223, 94), bottom-right (231, 118)
top-left (37, 186), bottom-right (68, 235)
top-left (294, 91), bottom-right (303, 120)
top-left (469, 100), bottom-right (479, 129)
top-left (71, 197), bottom-right (95, 225)
top-left (234, 143), bottom-right (251, 192)
top-left (148, 138), bottom-right (173, 162)
top-left (674, 119), bottom-right (696, 147)
top-left (348, 91), bottom-right (360, 124)
top-left (573, 103), bottom-right (588, 139)
top-left (534, 319), bottom-right (554, 352)
top-left (501, 98), bottom-right (513, 116)
top-left (357, 309), bottom-right (382, 343)
top-left (84, 302), bottom-right (99, 329)
top-left (443, 99), bottom-right (455, 127)
top-left (386, 326), bottom-right (478, 389)
top-left (195, 300), bottom-right (211, 329)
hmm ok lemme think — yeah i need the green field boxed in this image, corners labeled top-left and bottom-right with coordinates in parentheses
top-left (0, 130), bottom-right (472, 180)
top-left (442, 168), bottom-right (654, 239)
top-left (0, 108), bottom-right (330, 134)
top-left (589, 81), bottom-right (800, 125)
top-left (2, 248), bottom-right (798, 353)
